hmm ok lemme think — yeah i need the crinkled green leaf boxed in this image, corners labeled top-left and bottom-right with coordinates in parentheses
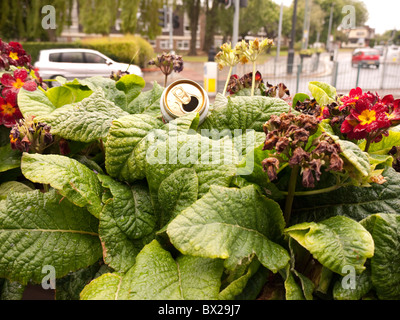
top-left (55, 262), bottom-right (103, 300)
top-left (0, 145), bottom-right (21, 173)
top-left (284, 216), bottom-right (374, 275)
top-left (81, 240), bottom-right (224, 300)
top-left (18, 87), bottom-right (56, 117)
top-left (78, 76), bottom-right (127, 111)
top-left (0, 181), bottom-right (32, 200)
top-left (80, 272), bottom-right (122, 300)
top-left (167, 185), bottom-right (289, 273)
top-left (0, 189), bottom-right (101, 285)
top-left (35, 89), bottom-right (128, 143)
top-left (158, 168), bottom-right (199, 227)
top-left (361, 213), bottom-right (400, 300)
top-left (145, 131), bottom-right (239, 208)
top-left (308, 81), bottom-right (337, 106)
top-left (97, 174), bottom-right (156, 272)
top-left (219, 260), bottom-right (260, 300)
top-left (333, 268), bottom-right (373, 300)
top-left (21, 153), bottom-right (103, 218)
top-left (291, 167), bottom-right (400, 223)
top-left (125, 81), bottom-right (163, 116)
top-left (105, 114), bottom-right (164, 182)
top-left (200, 96), bottom-right (295, 132)
top-left (98, 174), bottom-right (156, 239)
top-left (115, 74), bottom-right (146, 112)
top-left (0, 279), bottom-right (25, 300)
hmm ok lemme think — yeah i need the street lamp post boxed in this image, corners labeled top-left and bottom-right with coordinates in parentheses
top-left (287, 0), bottom-right (298, 74)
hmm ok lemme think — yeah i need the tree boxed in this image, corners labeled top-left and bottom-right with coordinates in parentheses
top-left (78, 0), bottom-right (118, 36)
top-left (202, 0), bottom-right (220, 53)
top-left (183, 0), bottom-right (202, 56)
top-left (137, 0), bottom-right (164, 40)
top-left (119, 0), bottom-right (140, 34)
top-left (0, 0), bottom-right (73, 41)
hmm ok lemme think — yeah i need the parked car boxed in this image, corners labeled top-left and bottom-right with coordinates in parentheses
top-left (34, 48), bottom-right (143, 87)
top-left (351, 48), bottom-right (380, 68)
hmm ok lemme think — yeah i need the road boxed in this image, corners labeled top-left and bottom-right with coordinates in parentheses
top-left (142, 51), bottom-right (400, 100)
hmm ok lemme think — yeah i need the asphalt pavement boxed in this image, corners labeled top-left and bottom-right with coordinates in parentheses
top-left (142, 52), bottom-right (400, 100)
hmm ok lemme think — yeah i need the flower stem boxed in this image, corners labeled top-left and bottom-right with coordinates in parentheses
top-left (164, 74), bottom-right (168, 88)
top-left (223, 66), bottom-right (232, 96)
top-left (284, 165), bottom-right (299, 225)
top-left (251, 61), bottom-right (256, 96)
top-left (280, 182), bottom-right (350, 197)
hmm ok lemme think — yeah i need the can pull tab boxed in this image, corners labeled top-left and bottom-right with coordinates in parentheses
top-left (171, 86), bottom-right (191, 105)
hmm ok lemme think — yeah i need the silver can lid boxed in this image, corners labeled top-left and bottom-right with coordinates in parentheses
top-left (160, 79), bottom-right (209, 124)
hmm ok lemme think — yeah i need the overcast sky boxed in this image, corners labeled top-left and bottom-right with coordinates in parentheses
top-left (271, 0), bottom-right (400, 35)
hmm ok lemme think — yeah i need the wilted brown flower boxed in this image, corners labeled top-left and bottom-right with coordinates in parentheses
top-left (262, 113), bottom-right (344, 187)
top-left (148, 52), bottom-right (184, 87)
top-left (9, 116), bottom-right (54, 153)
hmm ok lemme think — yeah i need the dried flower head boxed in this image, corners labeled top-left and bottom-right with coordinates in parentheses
top-left (148, 52), bottom-right (184, 87)
top-left (9, 116), bottom-right (53, 153)
top-left (110, 70), bottom-right (130, 81)
top-left (262, 113), bottom-right (344, 188)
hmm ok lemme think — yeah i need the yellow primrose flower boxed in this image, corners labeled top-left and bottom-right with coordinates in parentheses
top-left (235, 38), bottom-right (274, 63)
top-left (215, 42), bottom-right (240, 70)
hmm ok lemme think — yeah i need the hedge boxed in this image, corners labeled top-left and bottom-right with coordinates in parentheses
top-left (22, 35), bottom-right (154, 68)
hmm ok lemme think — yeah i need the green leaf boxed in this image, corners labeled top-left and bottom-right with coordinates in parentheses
top-left (291, 167), bottom-right (400, 223)
top-left (0, 279), bottom-right (25, 300)
top-left (115, 74), bottom-right (146, 111)
top-left (125, 81), bottom-right (164, 116)
top-left (18, 87), bottom-right (56, 117)
top-left (97, 174), bottom-right (156, 272)
top-left (332, 268), bottom-right (373, 300)
top-left (219, 259), bottom-right (260, 300)
top-left (0, 189), bottom-right (101, 285)
top-left (80, 272), bottom-right (123, 300)
top-left (98, 174), bottom-right (156, 239)
top-left (45, 86), bottom-right (75, 108)
top-left (361, 213), bottom-right (400, 299)
top-left (78, 76), bottom-right (127, 110)
top-left (167, 185), bottom-right (289, 273)
top-left (0, 181), bottom-right (32, 200)
top-left (158, 168), bottom-right (199, 227)
top-left (99, 198), bottom-right (154, 273)
top-left (104, 114), bottom-right (164, 182)
top-left (35, 89), bottom-right (128, 143)
top-left (359, 130), bottom-right (400, 155)
top-left (80, 240), bottom-right (224, 300)
top-left (308, 81), bottom-right (337, 106)
top-left (292, 93), bottom-right (310, 108)
top-left (55, 262), bottom-right (102, 300)
top-left (200, 96), bottom-right (295, 132)
top-left (0, 145), bottom-right (21, 173)
top-left (284, 216), bottom-right (374, 275)
top-left (21, 153), bottom-right (103, 218)
top-left (320, 120), bottom-right (371, 179)
top-left (145, 131), bottom-right (239, 207)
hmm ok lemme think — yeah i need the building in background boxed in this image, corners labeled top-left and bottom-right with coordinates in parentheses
top-left (58, 0), bottom-right (222, 54)
top-left (341, 26), bottom-right (375, 48)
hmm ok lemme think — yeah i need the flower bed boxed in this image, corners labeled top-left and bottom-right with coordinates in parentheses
top-left (0, 40), bottom-right (400, 301)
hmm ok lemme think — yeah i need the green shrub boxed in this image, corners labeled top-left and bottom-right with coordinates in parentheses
top-left (81, 35), bottom-right (154, 67)
top-left (22, 35), bottom-right (154, 68)
top-left (21, 42), bottom-right (81, 63)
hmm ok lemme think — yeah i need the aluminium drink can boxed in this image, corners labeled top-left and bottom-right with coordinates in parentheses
top-left (160, 79), bottom-right (209, 124)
